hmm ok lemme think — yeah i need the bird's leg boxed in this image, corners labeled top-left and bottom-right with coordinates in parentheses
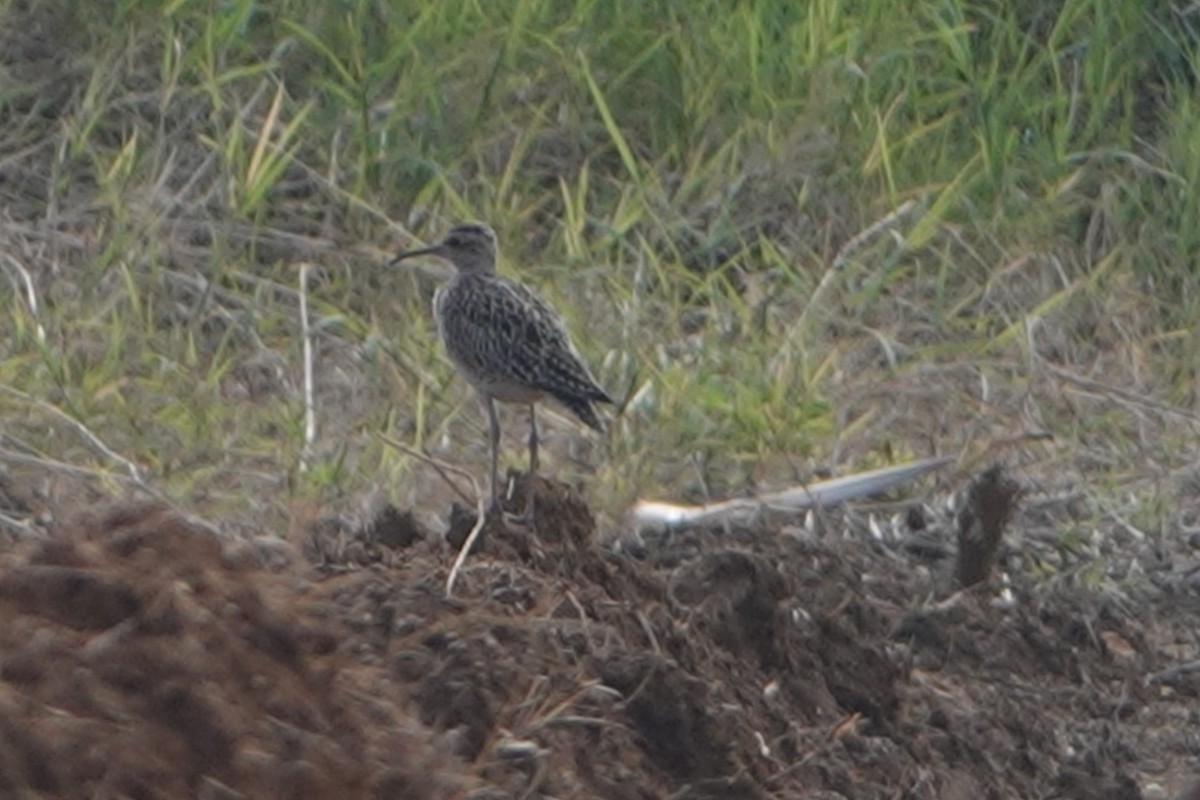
top-left (486, 394), bottom-right (502, 513)
top-left (528, 403), bottom-right (539, 473)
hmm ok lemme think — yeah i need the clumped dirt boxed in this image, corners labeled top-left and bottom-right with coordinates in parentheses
top-left (0, 472), bottom-right (1196, 799)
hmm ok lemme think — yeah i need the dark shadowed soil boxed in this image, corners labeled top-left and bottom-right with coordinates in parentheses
top-left (0, 471), bottom-right (1196, 799)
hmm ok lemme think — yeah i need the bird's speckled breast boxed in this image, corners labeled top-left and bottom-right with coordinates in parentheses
top-left (433, 276), bottom-right (551, 403)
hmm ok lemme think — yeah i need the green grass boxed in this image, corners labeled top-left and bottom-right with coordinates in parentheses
top-left (0, 0), bottom-right (1197, 534)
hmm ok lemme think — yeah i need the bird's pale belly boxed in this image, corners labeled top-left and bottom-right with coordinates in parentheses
top-left (469, 377), bottom-right (546, 404)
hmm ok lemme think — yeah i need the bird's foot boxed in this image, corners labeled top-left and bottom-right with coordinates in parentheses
top-left (486, 495), bottom-right (504, 518)
top-left (487, 474), bottom-right (537, 528)
top-left (502, 506), bottom-right (536, 528)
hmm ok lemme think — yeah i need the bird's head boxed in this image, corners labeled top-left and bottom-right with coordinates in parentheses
top-left (390, 222), bottom-right (498, 274)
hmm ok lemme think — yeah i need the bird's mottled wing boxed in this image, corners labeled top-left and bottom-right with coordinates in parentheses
top-left (435, 274), bottom-right (611, 406)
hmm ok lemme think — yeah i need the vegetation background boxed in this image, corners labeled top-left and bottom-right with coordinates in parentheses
top-left (1, 0), bottom-right (1197, 553)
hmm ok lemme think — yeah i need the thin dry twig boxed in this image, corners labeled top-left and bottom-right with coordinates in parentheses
top-left (376, 433), bottom-right (487, 598)
top-left (160, 268), bottom-right (247, 310)
top-left (444, 501), bottom-right (487, 598)
top-left (377, 433), bottom-right (477, 507)
top-left (1045, 363), bottom-right (1200, 423)
top-left (831, 200), bottom-right (919, 271)
top-left (773, 199), bottom-right (918, 376)
top-left (299, 263), bottom-right (316, 472)
top-left (0, 445), bottom-right (152, 493)
top-left (0, 385), bottom-right (145, 484)
top-left (1146, 659), bottom-right (1200, 685)
top-left (522, 680), bottom-right (610, 734)
top-left (0, 509), bottom-right (41, 538)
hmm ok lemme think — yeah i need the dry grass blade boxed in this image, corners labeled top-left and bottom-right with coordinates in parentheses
top-left (1, 253), bottom-right (46, 344)
top-left (0, 386), bottom-right (145, 485)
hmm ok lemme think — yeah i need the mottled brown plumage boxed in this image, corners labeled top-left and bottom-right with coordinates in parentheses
top-left (391, 223), bottom-right (612, 511)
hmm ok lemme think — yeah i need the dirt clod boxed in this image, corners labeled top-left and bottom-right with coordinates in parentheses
top-left (955, 463), bottom-right (1021, 587)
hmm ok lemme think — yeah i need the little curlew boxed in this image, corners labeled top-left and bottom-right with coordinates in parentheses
top-left (391, 223), bottom-right (613, 513)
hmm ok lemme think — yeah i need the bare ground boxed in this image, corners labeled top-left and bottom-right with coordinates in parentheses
top-left (2, 3), bottom-right (1199, 797)
top-left (0, 469), bottom-right (1195, 800)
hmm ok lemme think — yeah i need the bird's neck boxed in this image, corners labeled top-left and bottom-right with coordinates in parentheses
top-left (455, 262), bottom-right (497, 276)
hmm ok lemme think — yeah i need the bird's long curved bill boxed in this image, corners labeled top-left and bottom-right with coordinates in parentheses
top-left (389, 245), bottom-right (442, 267)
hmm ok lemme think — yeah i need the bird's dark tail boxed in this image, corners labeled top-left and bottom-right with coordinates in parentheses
top-left (557, 391), bottom-right (611, 432)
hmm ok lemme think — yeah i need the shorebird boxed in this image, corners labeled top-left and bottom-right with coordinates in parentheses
top-left (391, 223), bottom-right (613, 513)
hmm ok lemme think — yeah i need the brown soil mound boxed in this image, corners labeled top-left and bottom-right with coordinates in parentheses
top-left (0, 474), bottom-right (1195, 799)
